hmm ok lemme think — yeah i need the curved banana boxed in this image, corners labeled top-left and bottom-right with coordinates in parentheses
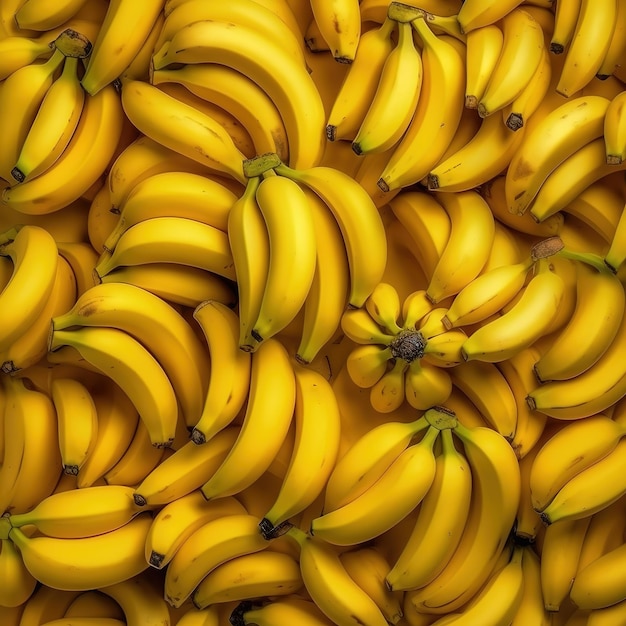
top-left (404, 359), bottom-right (454, 410)
top-left (309, 0), bottom-right (360, 62)
top-left (0, 537), bottom-right (37, 608)
top-left (193, 550), bottom-right (302, 608)
top-left (408, 423), bottom-right (520, 614)
top-left (0, 34), bottom-right (56, 81)
top-left (377, 15), bottom-right (466, 192)
top-left (274, 162), bottom-right (387, 308)
top-left (200, 338), bottom-right (296, 500)
top-left (427, 111), bottom-right (526, 192)
top-left (352, 21), bottom-right (423, 155)
top-left (151, 19), bottom-right (326, 169)
top-left (425, 190), bottom-right (496, 304)
top-left (365, 282), bottom-right (403, 335)
top-left (99, 263), bottom-right (237, 309)
top-left (322, 415), bottom-right (429, 512)
top-left (94, 216), bottom-right (236, 282)
top-left (49, 326), bottom-right (179, 448)
top-left (477, 8), bottom-right (545, 118)
top-left (80, 0), bottom-right (164, 95)
top-left (386, 427), bottom-right (473, 591)
top-left (151, 64), bottom-right (289, 162)
top-left (57, 241), bottom-right (99, 297)
top-left (8, 513), bottom-right (152, 591)
top-left (104, 170), bottom-right (236, 252)
top-left (511, 546), bottom-right (551, 626)
top-left (120, 80), bottom-right (246, 184)
top-left (260, 366), bottom-right (341, 534)
top-left (310, 425), bottom-right (439, 546)
top-left (2, 82), bottom-right (124, 215)
top-left (51, 377), bottom-right (98, 476)
top-left (505, 95), bottom-right (611, 215)
top-left (295, 186), bottom-right (350, 364)
top-left (7, 584), bottom-right (81, 625)
top-left (52, 281), bottom-right (211, 430)
top-left (556, 0), bottom-right (618, 96)
top-left (326, 17), bottom-right (396, 142)
top-left (145, 490), bottom-right (246, 569)
top-left (604, 90), bottom-right (626, 165)
top-left (287, 526), bottom-right (389, 626)
top-left (132, 428), bottom-right (239, 507)
top-left (238, 596), bottom-right (335, 626)
top-left (457, 0), bottom-right (526, 32)
top-left (550, 0), bottom-right (581, 53)
top-left (464, 24), bottom-right (503, 109)
top-left (191, 300), bottom-right (251, 443)
top-left (164, 513), bottom-right (269, 608)
top-left (246, 171), bottom-right (317, 348)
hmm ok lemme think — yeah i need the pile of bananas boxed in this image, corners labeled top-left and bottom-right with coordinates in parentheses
top-left (2, 0), bottom-right (626, 624)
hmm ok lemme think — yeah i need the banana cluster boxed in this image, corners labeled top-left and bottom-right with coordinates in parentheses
top-left (2, 0), bottom-right (626, 624)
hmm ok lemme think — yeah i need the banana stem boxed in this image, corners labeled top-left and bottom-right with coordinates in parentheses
top-left (424, 405), bottom-right (458, 431)
top-left (556, 247), bottom-right (611, 273)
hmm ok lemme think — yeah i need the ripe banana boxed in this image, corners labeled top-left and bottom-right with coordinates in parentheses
top-left (464, 24), bottom-right (504, 109)
top-left (550, 0), bottom-right (581, 53)
top-left (604, 91), bottom-right (626, 165)
top-left (309, 0), bottom-right (360, 62)
top-left (0, 33), bottom-right (55, 81)
top-left (237, 596), bottom-right (335, 626)
top-left (0, 535), bottom-right (37, 608)
top-left (457, 0), bottom-right (527, 32)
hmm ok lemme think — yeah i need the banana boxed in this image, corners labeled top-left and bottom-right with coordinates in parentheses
top-left (0, 33), bottom-right (56, 81)
top-left (151, 64), bottom-right (289, 162)
top-left (427, 110), bottom-right (526, 192)
top-left (8, 485), bottom-right (144, 539)
top-left (433, 544), bottom-right (524, 625)
top-left (164, 513), bottom-right (269, 608)
top-left (245, 171), bottom-right (317, 348)
top-left (352, 21), bottom-right (423, 155)
top-left (404, 359), bottom-right (454, 410)
top-left (386, 427), bottom-right (473, 591)
top-left (464, 24), bottom-right (504, 109)
top-left (12, 55), bottom-right (85, 182)
top-left (460, 258), bottom-right (565, 362)
top-left (104, 170), bottom-right (236, 252)
top-left (51, 377), bottom-right (98, 476)
top-left (604, 91), bottom-right (626, 165)
top-left (0, 47), bottom-right (65, 181)
top-left (0, 226), bottom-right (58, 354)
top-left (260, 366), bottom-right (341, 534)
top-left (556, 0), bottom-right (618, 96)
top-left (238, 596), bottom-right (335, 626)
top-left (535, 261), bottom-right (625, 381)
top-left (75, 378), bottom-right (140, 489)
top-left (103, 418), bottom-right (167, 487)
top-left (8, 513), bottom-right (152, 591)
top-left (326, 17), bottom-right (396, 142)
top-left (550, 0), bottom-right (581, 53)
top-left (584, 599), bottom-right (626, 625)
top-left (408, 423), bottom-right (520, 614)
top-left (145, 490), bottom-right (247, 568)
top-left (310, 425), bottom-right (440, 546)
top-left (0, 536), bottom-right (37, 608)
top-left (151, 19), bottom-right (326, 170)
top-left (190, 301), bottom-right (251, 443)
top-left (99, 263), bottom-right (237, 309)
top-left (511, 546), bottom-right (552, 625)
top-left (200, 338), bottom-right (296, 500)
top-left (529, 413), bottom-right (626, 513)
top-left (295, 186), bottom-right (350, 364)
top-left (597, 0), bottom-right (626, 77)
top-left (14, 0), bottom-right (89, 29)
top-left (540, 517), bottom-right (592, 611)
top-left (505, 95), bottom-right (611, 215)
top-left (528, 138), bottom-right (626, 223)
top-left (377, 15), bottom-right (466, 192)
top-left (274, 162), bottom-right (387, 308)
top-left (132, 427), bottom-right (239, 507)
top-left (514, 429), bottom-right (545, 541)
top-left (0, 253), bottom-right (76, 374)
top-left (53, 281), bottom-right (211, 430)
top-left (457, 0), bottom-right (527, 32)
top-left (0, 376), bottom-right (62, 516)
top-left (192, 550), bottom-right (302, 608)
top-left (2, 82), bottom-right (125, 215)
top-left (365, 282), bottom-right (403, 335)
top-left (57, 241), bottom-right (99, 297)
top-left (287, 526), bottom-right (389, 626)
top-left (540, 436), bottom-right (626, 524)
top-left (80, 0), bottom-right (163, 95)
top-left (605, 199), bottom-right (626, 273)
top-left (49, 326), bottom-right (179, 448)
top-left (442, 258), bottom-right (534, 329)
top-left (120, 80), bottom-right (246, 184)
top-left (309, 0), bottom-right (360, 62)
top-left (98, 574), bottom-right (173, 626)
top-left (94, 216), bottom-right (236, 282)
top-left (425, 190), bottom-right (496, 304)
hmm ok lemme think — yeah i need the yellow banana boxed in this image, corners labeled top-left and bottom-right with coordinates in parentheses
top-left (464, 24), bottom-right (504, 109)
top-left (352, 21), bottom-right (423, 155)
top-left (458, 0), bottom-right (527, 32)
top-left (511, 545), bottom-right (552, 625)
top-left (309, 0), bottom-right (360, 62)
top-left (151, 19), bottom-right (326, 169)
top-left (550, 0), bottom-right (581, 53)
top-left (57, 241), bottom-right (99, 297)
top-left (604, 90), bottom-right (626, 165)
top-left (365, 282), bottom-right (403, 335)
top-left (377, 15), bottom-right (466, 191)
top-left (404, 359), bottom-right (454, 410)
top-left (238, 596), bottom-right (335, 626)
top-left (0, 33), bottom-right (56, 81)
top-left (260, 366), bottom-right (341, 534)
top-left (8, 513), bottom-right (152, 591)
top-left (8, 584), bottom-right (81, 625)
top-left (514, 431), bottom-right (545, 541)
top-left (201, 338), bottom-right (296, 500)
top-left (605, 198), bottom-right (626, 273)
top-left (0, 536), bottom-right (37, 608)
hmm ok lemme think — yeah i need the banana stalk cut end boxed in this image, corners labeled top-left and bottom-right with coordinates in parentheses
top-left (389, 330), bottom-right (426, 362)
top-left (54, 29), bottom-right (92, 58)
top-left (424, 405), bottom-right (458, 430)
top-left (387, 2), bottom-right (425, 23)
top-left (242, 153), bottom-right (282, 178)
